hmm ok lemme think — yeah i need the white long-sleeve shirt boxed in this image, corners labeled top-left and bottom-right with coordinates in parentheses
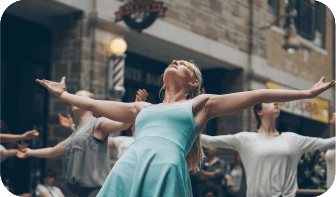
top-left (201, 132), bottom-right (335, 197)
top-left (326, 149), bottom-right (335, 189)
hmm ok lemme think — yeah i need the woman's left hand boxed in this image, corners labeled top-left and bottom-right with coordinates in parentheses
top-left (309, 77), bottom-right (335, 97)
top-left (36, 76), bottom-right (67, 97)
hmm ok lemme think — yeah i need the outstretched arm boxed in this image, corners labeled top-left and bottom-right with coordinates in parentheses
top-left (16, 138), bottom-right (68, 159)
top-left (1, 130), bottom-right (39, 143)
top-left (194, 77), bottom-right (335, 129)
top-left (36, 77), bottom-right (147, 123)
top-left (1, 149), bottom-right (17, 161)
top-left (298, 135), bottom-right (335, 154)
top-left (201, 134), bottom-right (241, 150)
top-left (96, 89), bottom-right (148, 135)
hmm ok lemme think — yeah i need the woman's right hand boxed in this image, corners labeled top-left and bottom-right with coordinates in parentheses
top-left (23, 130), bottom-right (39, 140)
top-left (16, 148), bottom-right (30, 159)
top-left (36, 76), bottom-right (67, 97)
top-left (58, 113), bottom-right (75, 131)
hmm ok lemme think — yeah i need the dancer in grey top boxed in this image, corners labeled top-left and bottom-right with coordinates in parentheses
top-left (17, 89), bottom-right (148, 197)
top-left (202, 102), bottom-right (335, 197)
top-left (325, 112), bottom-right (335, 189)
top-left (59, 114), bottom-right (136, 159)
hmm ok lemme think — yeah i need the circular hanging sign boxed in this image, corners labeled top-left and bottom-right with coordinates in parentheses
top-left (115, 0), bottom-right (167, 32)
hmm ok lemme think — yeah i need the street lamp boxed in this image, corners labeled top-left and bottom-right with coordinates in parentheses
top-left (282, 13), bottom-right (300, 55)
top-left (107, 38), bottom-right (127, 99)
top-left (260, 3), bottom-right (300, 55)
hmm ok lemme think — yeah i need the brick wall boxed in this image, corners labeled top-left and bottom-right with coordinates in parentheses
top-left (47, 12), bottom-right (86, 196)
top-left (161, 0), bottom-right (267, 58)
top-left (47, 12), bottom-right (126, 195)
top-left (267, 4), bottom-right (334, 82)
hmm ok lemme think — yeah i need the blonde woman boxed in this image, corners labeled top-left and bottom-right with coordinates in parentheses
top-left (37, 60), bottom-right (334, 197)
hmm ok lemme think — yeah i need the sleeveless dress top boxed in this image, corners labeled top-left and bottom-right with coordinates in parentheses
top-left (97, 99), bottom-right (201, 197)
top-left (64, 117), bottom-right (110, 193)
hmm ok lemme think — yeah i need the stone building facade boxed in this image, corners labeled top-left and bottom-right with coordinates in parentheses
top-left (1, 0), bottom-right (334, 195)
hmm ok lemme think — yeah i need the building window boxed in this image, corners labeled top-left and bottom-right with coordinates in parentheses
top-left (314, 1), bottom-right (325, 47)
top-left (293, 0), bottom-right (325, 46)
top-left (267, 0), bottom-right (279, 24)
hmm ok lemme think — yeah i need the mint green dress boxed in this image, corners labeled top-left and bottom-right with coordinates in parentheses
top-left (97, 99), bottom-right (201, 197)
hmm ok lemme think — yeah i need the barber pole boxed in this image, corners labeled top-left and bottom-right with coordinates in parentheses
top-left (108, 54), bottom-right (126, 98)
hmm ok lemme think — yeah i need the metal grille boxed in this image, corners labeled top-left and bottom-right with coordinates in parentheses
top-left (315, 2), bottom-right (325, 33)
top-left (267, 0), bottom-right (279, 24)
top-left (314, 1), bottom-right (325, 47)
top-left (295, 0), bottom-right (316, 40)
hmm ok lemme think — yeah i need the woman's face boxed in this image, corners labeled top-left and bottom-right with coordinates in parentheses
top-left (163, 60), bottom-right (197, 85)
top-left (260, 102), bottom-right (280, 118)
top-left (72, 91), bottom-right (92, 115)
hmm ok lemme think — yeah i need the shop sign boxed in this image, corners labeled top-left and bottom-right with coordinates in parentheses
top-left (115, 0), bottom-right (167, 32)
top-left (266, 81), bottom-right (329, 123)
top-left (125, 66), bottom-right (162, 87)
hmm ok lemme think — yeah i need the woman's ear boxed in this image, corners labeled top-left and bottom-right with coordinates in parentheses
top-left (189, 79), bottom-right (199, 88)
top-left (257, 110), bottom-right (263, 118)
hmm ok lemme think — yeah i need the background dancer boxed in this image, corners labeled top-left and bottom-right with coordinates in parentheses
top-left (326, 112), bottom-right (335, 189)
top-left (0, 121), bottom-right (39, 162)
top-left (17, 89), bottom-right (148, 197)
top-left (36, 59), bottom-right (334, 197)
top-left (1, 129), bottom-right (39, 143)
top-left (202, 102), bottom-right (335, 197)
top-left (35, 171), bottom-right (65, 197)
top-left (59, 114), bottom-right (136, 159)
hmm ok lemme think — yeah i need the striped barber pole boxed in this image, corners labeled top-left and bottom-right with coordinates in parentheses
top-left (108, 54), bottom-right (126, 98)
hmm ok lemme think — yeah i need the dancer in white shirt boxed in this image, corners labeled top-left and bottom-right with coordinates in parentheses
top-left (202, 102), bottom-right (335, 197)
top-left (35, 172), bottom-right (64, 197)
top-left (326, 112), bottom-right (335, 189)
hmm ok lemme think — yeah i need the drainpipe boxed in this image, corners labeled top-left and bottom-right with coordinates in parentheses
top-left (245, 0), bottom-right (254, 131)
top-left (88, 0), bottom-right (97, 92)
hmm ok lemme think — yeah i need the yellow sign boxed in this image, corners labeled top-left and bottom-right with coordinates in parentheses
top-left (266, 81), bottom-right (329, 123)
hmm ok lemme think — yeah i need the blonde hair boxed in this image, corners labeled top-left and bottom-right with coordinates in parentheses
top-left (160, 60), bottom-right (205, 170)
top-left (76, 90), bottom-right (97, 100)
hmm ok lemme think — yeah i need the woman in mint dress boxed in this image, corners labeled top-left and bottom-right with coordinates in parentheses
top-left (37, 60), bottom-right (334, 197)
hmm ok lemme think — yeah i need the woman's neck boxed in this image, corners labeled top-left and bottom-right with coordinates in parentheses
top-left (78, 112), bottom-right (94, 124)
top-left (257, 118), bottom-right (279, 136)
top-left (163, 88), bottom-right (188, 103)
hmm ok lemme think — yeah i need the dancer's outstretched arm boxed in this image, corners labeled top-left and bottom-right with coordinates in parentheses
top-left (16, 138), bottom-right (68, 159)
top-left (96, 89), bottom-right (148, 136)
top-left (1, 130), bottom-right (39, 143)
top-left (36, 77), bottom-right (148, 123)
top-left (297, 135), bottom-right (335, 153)
top-left (1, 149), bottom-right (17, 161)
top-left (193, 77), bottom-right (335, 129)
top-left (58, 89), bottom-right (148, 139)
top-left (201, 134), bottom-right (241, 150)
